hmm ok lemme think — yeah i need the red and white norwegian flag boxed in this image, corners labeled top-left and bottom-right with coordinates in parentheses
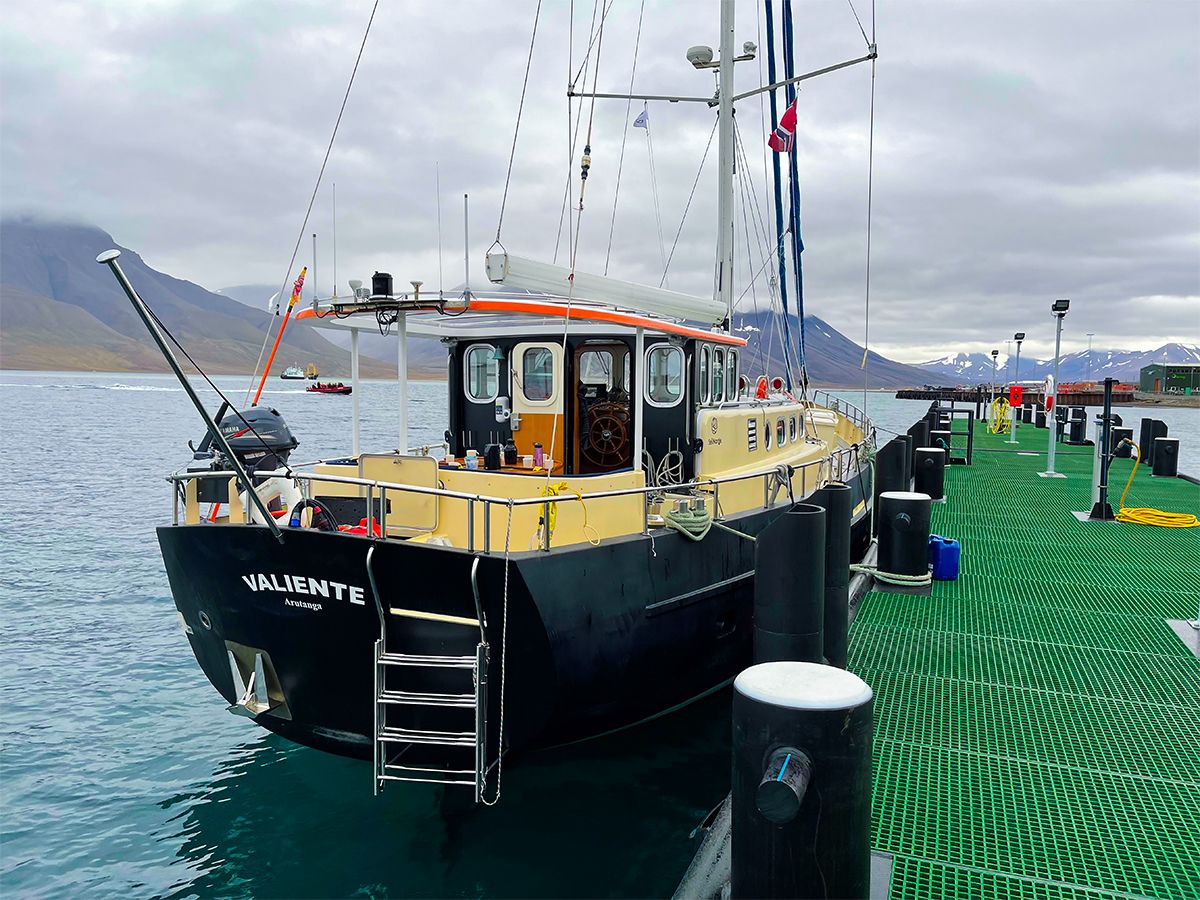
top-left (767, 98), bottom-right (798, 153)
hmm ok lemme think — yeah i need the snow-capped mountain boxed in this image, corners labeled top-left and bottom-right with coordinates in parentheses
top-left (919, 344), bottom-right (1200, 385)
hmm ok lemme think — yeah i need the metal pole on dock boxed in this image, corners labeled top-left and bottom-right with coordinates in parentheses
top-left (1042, 303), bottom-right (1068, 476)
top-left (1089, 377), bottom-right (1116, 520)
top-left (1007, 334), bottom-right (1023, 444)
top-left (731, 661), bottom-right (873, 899)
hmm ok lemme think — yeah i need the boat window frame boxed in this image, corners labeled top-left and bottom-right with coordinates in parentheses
top-left (776, 417), bottom-right (787, 447)
top-left (698, 346), bottom-right (711, 405)
top-left (764, 414), bottom-right (773, 449)
top-left (644, 342), bottom-right (685, 408)
top-left (712, 348), bottom-right (725, 403)
top-left (519, 345), bottom-right (558, 405)
top-left (727, 350), bottom-right (739, 399)
top-left (789, 416), bottom-right (798, 443)
top-left (463, 343), bottom-right (500, 404)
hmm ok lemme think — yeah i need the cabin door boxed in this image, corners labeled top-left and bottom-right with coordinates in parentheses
top-left (511, 342), bottom-right (565, 473)
top-left (573, 342), bottom-right (633, 474)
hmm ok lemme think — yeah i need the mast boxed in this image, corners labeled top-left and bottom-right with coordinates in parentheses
top-left (715, 0), bottom-right (736, 327)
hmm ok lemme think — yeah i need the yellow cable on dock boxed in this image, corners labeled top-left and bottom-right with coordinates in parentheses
top-left (987, 397), bottom-right (1011, 435)
top-left (1115, 441), bottom-right (1198, 528)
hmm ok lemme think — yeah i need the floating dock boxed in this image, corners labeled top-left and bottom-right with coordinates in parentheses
top-left (851, 421), bottom-right (1200, 899)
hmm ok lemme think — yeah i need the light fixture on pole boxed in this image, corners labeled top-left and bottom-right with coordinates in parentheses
top-left (1007, 332), bottom-right (1025, 444)
top-left (1040, 299), bottom-right (1070, 477)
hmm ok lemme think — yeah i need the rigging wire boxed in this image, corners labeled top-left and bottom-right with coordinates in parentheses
top-left (644, 113), bottom-right (669, 288)
top-left (659, 117), bottom-right (719, 287)
top-left (554, 0), bottom-right (601, 263)
top-left (494, 0), bottom-right (544, 242)
top-left (844, 0), bottom-right (872, 48)
top-left (861, 0), bottom-right (876, 412)
top-left (244, 0), bottom-right (379, 404)
top-left (602, 0), bottom-right (647, 275)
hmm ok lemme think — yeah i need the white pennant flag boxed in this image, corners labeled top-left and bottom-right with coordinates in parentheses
top-left (633, 106), bottom-right (649, 129)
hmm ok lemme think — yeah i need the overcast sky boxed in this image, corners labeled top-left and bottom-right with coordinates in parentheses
top-left (2, 0), bottom-right (1197, 362)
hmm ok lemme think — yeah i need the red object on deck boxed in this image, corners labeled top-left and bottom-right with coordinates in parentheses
top-left (338, 517), bottom-right (381, 537)
top-left (1008, 385), bottom-right (1023, 405)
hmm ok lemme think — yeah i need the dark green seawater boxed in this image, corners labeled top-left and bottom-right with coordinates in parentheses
top-left (0, 372), bottom-right (936, 898)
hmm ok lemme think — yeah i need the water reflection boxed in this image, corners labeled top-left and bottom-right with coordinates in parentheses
top-left (161, 690), bottom-right (731, 898)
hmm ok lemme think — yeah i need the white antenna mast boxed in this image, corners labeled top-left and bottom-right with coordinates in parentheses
top-left (436, 164), bottom-right (444, 298)
top-left (463, 193), bottom-right (471, 299)
top-left (332, 182), bottom-right (337, 299)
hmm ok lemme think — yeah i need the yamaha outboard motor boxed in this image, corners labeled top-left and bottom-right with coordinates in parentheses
top-left (186, 406), bottom-right (299, 503)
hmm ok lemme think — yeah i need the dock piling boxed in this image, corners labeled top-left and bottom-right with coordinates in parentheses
top-left (914, 447), bottom-right (946, 501)
top-left (754, 504), bottom-right (825, 664)
top-left (731, 662), bottom-right (873, 900)
top-left (812, 484), bottom-right (852, 668)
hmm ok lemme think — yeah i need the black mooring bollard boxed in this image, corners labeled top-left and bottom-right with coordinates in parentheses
top-left (754, 504), bottom-right (825, 664)
top-left (1035, 410), bottom-right (1047, 429)
top-left (914, 447), bottom-right (946, 500)
top-left (1147, 420), bottom-right (1168, 466)
top-left (1112, 427), bottom-right (1133, 458)
top-left (731, 661), bottom-right (873, 900)
top-left (930, 429), bottom-right (953, 457)
top-left (1152, 438), bottom-right (1180, 477)
top-left (878, 491), bottom-right (932, 577)
top-left (908, 418), bottom-right (930, 452)
top-left (812, 484), bottom-right (852, 668)
top-left (873, 440), bottom-right (907, 535)
top-left (900, 433), bottom-right (915, 488)
top-left (1067, 417), bottom-right (1087, 445)
top-left (1139, 418), bottom-right (1155, 465)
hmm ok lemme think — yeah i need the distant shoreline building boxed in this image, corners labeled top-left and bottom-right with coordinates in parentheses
top-left (1139, 363), bottom-right (1199, 394)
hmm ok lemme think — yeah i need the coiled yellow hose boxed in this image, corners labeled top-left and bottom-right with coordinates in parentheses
top-left (988, 397), bottom-right (1011, 435)
top-left (1116, 441), bottom-right (1199, 528)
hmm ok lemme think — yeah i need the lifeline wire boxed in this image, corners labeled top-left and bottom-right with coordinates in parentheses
top-left (244, 0), bottom-right (379, 404)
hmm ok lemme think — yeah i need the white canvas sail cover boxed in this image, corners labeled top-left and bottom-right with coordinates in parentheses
top-left (485, 251), bottom-right (727, 325)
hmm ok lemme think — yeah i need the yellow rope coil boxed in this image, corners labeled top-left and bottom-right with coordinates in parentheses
top-left (1116, 441), bottom-right (1198, 528)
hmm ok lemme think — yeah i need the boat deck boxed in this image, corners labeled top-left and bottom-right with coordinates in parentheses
top-left (850, 422), bottom-right (1200, 899)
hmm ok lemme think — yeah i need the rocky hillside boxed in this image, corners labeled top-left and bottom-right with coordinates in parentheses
top-left (0, 218), bottom-right (399, 376)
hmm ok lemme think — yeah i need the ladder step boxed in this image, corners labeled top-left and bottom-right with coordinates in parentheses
top-left (379, 652), bottom-right (476, 669)
top-left (384, 763), bottom-right (476, 777)
top-left (380, 774), bottom-right (477, 787)
top-left (378, 688), bottom-right (476, 708)
top-left (379, 726), bottom-right (477, 747)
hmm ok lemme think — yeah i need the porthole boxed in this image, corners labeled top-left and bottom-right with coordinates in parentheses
top-left (776, 418), bottom-right (786, 446)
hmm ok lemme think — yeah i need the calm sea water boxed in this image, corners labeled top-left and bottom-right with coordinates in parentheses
top-left (0, 371), bottom-right (1193, 898)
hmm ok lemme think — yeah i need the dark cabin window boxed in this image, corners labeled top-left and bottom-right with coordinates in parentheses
top-left (712, 349), bottom-right (725, 403)
top-left (727, 350), bottom-right (739, 398)
top-left (465, 344), bottom-right (498, 402)
top-left (776, 418), bottom-right (786, 446)
top-left (522, 347), bottom-right (555, 401)
top-left (699, 347), bottom-right (711, 404)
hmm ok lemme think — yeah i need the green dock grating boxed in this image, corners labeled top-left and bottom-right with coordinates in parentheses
top-left (853, 422), bottom-right (1200, 900)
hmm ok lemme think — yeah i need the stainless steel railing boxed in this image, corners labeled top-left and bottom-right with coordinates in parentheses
top-left (167, 442), bottom-right (866, 553)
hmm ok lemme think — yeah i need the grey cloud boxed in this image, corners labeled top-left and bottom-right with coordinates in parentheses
top-left (1, 0), bottom-right (1196, 364)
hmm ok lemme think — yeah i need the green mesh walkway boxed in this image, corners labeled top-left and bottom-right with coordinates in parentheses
top-left (851, 421), bottom-right (1200, 900)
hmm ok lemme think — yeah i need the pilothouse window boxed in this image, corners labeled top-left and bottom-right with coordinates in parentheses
top-left (699, 347), bottom-right (711, 404)
top-left (465, 344), bottom-right (499, 403)
top-left (712, 349), bottom-right (725, 403)
top-left (645, 345), bottom-right (683, 407)
top-left (522, 347), bottom-right (555, 401)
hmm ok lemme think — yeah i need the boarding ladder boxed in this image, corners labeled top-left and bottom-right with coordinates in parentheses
top-left (366, 548), bottom-right (490, 800)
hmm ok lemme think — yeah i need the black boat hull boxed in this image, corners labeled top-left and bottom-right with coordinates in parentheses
top-left (158, 469), bottom-right (873, 760)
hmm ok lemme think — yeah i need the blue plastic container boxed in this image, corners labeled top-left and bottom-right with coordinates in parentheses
top-left (928, 534), bottom-right (961, 581)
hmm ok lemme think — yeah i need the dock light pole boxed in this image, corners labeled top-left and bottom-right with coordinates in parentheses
top-left (1007, 333), bottom-right (1024, 444)
top-left (1040, 299), bottom-right (1070, 477)
top-left (989, 350), bottom-right (999, 421)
